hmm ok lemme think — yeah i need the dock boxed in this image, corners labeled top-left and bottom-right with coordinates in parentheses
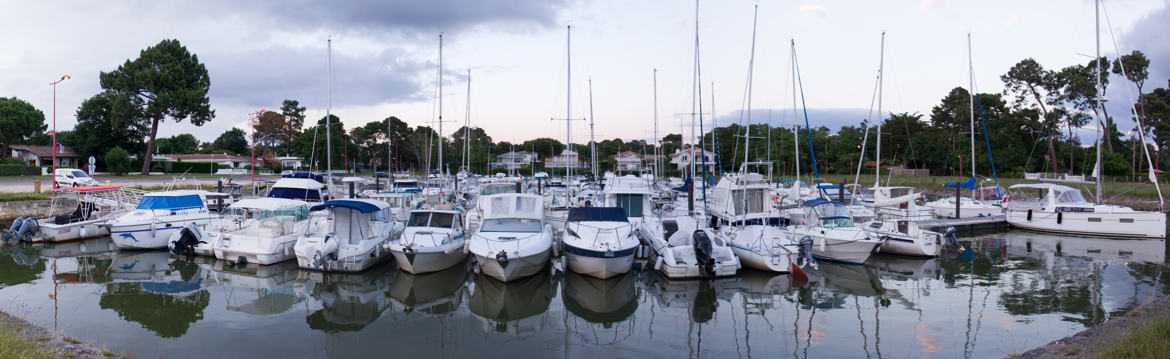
top-left (920, 215), bottom-right (1008, 237)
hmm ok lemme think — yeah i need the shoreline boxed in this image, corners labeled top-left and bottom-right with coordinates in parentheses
top-left (1018, 292), bottom-right (1170, 358)
top-left (0, 310), bottom-right (125, 358)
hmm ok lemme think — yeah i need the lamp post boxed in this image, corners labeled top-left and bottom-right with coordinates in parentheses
top-left (49, 75), bottom-right (70, 189)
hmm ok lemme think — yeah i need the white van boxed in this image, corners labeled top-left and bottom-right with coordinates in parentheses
top-left (54, 168), bottom-right (99, 187)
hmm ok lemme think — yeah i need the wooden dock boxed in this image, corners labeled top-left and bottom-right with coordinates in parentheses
top-left (920, 215), bottom-right (1008, 237)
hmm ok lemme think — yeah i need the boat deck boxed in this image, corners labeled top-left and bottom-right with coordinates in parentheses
top-left (920, 215), bottom-right (1008, 237)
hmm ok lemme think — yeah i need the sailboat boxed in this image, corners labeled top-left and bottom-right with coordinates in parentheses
top-left (1004, 0), bottom-right (1166, 239)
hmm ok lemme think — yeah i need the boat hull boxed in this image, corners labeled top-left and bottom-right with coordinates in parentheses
top-left (33, 219), bottom-right (110, 243)
top-left (389, 244), bottom-right (468, 275)
top-left (730, 244), bottom-right (793, 273)
top-left (475, 247), bottom-right (551, 282)
top-left (563, 244), bottom-right (636, 279)
top-left (1006, 209), bottom-right (1167, 239)
top-left (111, 220), bottom-right (210, 249)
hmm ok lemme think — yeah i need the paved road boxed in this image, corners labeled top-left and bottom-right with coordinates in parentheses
top-left (0, 175), bottom-right (282, 193)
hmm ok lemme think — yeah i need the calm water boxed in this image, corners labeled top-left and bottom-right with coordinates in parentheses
top-left (0, 232), bottom-right (1166, 358)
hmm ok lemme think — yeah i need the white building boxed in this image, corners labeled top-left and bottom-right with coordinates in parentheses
top-left (8, 145), bottom-right (81, 168)
top-left (492, 151), bottom-right (538, 170)
top-left (157, 153), bottom-right (251, 168)
top-left (544, 149), bottom-right (588, 169)
top-left (669, 146), bottom-right (716, 173)
top-left (613, 151), bottom-right (643, 172)
top-left (274, 156), bottom-right (304, 169)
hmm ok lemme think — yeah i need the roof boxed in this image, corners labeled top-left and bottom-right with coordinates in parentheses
top-left (160, 153), bottom-right (250, 162)
top-left (8, 145), bottom-right (80, 158)
top-left (229, 198), bottom-right (309, 211)
top-left (309, 199), bottom-right (389, 213)
top-left (272, 178), bottom-right (324, 190)
top-left (614, 151), bottom-right (641, 158)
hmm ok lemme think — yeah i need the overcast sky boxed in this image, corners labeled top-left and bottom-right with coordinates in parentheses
top-left (2, 0), bottom-right (1168, 146)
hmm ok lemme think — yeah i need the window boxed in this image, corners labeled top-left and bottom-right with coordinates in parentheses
top-left (429, 213), bottom-right (455, 228)
top-left (480, 218), bottom-right (542, 233)
top-left (615, 194), bottom-right (644, 218)
top-left (732, 189), bottom-right (766, 215)
top-left (408, 212), bottom-right (431, 227)
top-left (71, 170), bottom-right (89, 178)
top-left (1120, 218), bottom-right (1134, 223)
top-left (1088, 217), bottom-right (1101, 223)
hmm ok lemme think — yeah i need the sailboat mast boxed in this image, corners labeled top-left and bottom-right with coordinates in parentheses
top-left (326, 37), bottom-right (333, 187)
top-left (438, 33), bottom-right (444, 177)
top-left (589, 78), bottom-right (597, 179)
top-left (464, 68), bottom-right (471, 174)
top-left (740, 4), bottom-right (759, 226)
top-left (1094, 0), bottom-right (1103, 203)
top-left (566, 25), bottom-right (572, 182)
top-left (874, 31), bottom-right (885, 188)
top-left (968, 33), bottom-right (977, 197)
top-left (653, 69), bottom-right (660, 178)
top-left (791, 40), bottom-right (800, 180)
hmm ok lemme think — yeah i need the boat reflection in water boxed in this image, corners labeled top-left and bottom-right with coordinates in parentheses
top-left (468, 270), bottom-right (557, 335)
top-left (562, 271), bottom-right (639, 327)
top-left (101, 251), bottom-right (211, 338)
top-left (299, 263), bottom-right (398, 332)
top-left (200, 258), bottom-right (304, 316)
top-left (388, 260), bottom-right (470, 314)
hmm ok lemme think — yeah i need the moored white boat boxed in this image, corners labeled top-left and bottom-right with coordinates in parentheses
top-left (562, 207), bottom-right (639, 279)
top-left (4, 185), bottom-right (137, 243)
top-left (293, 199), bottom-right (403, 272)
top-left (108, 191), bottom-right (216, 249)
top-left (1005, 183), bottom-right (1166, 239)
top-left (786, 199), bottom-right (883, 264)
top-left (639, 214), bottom-right (740, 279)
top-left (385, 209), bottom-right (467, 274)
top-left (467, 193), bottom-right (553, 282)
top-left (862, 218), bottom-right (949, 257)
top-left (206, 198), bottom-right (313, 265)
top-left (707, 173), bottom-right (798, 273)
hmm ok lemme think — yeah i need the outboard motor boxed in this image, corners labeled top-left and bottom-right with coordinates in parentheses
top-left (943, 226), bottom-right (963, 250)
top-left (169, 222), bottom-right (205, 256)
top-left (692, 230), bottom-right (715, 278)
top-left (3, 217), bottom-right (38, 242)
top-left (796, 236), bottom-right (816, 269)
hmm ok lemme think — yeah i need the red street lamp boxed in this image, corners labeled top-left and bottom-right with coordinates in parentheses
top-left (49, 75), bottom-right (70, 189)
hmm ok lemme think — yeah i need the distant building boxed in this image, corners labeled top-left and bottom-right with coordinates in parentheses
top-left (157, 153), bottom-right (251, 168)
top-left (8, 145), bottom-right (81, 168)
top-left (668, 146), bottom-right (716, 173)
top-left (613, 151), bottom-right (643, 172)
top-left (544, 149), bottom-right (588, 169)
top-left (492, 151), bottom-right (538, 170)
top-left (274, 156), bottom-right (304, 169)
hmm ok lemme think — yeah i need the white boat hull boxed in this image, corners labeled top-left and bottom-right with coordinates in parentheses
top-left (730, 245), bottom-right (793, 273)
top-left (1006, 209), bottom-right (1167, 239)
top-left (475, 247), bottom-right (551, 282)
top-left (876, 234), bottom-right (940, 257)
top-left (111, 219), bottom-right (210, 249)
top-left (563, 245), bottom-right (636, 279)
top-left (33, 220), bottom-right (110, 243)
top-left (389, 243), bottom-right (468, 275)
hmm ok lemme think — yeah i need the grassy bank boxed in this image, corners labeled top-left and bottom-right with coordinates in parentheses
top-left (0, 192), bottom-right (51, 202)
top-left (1098, 314), bottom-right (1170, 358)
top-left (0, 323), bottom-right (61, 359)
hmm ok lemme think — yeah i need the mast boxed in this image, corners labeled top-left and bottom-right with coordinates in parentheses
top-left (1094, 0), bottom-right (1103, 203)
top-left (711, 81), bottom-right (719, 177)
top-left (464, 68), bottom-right (471, 174)
top-left (326, 37), bottom-right (333, 187)
top-left (589, 78), bottom-right (597, 179)
top-left (653, 69), bottom-right (660, 178)
top-left (968, 33), bottom-right (977, 197)
top-left (740, 4), bottom-right (759, 226)
top-left (874, 31), bottom-right (885, 188)
top-left (566, 25), bottom-right (572, 182)
top-left (438, 33), bottom-right (445, 178)
top-left (791, 40), bottom-right (800, 180)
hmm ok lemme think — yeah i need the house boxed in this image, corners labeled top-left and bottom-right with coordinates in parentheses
top-left (157, 153), bottom-right (252, 168)
top-left (613, 151), bottom-right (643, 172)
top-left (492, 151), bottom-right (538, 170)
top-left (8, 145), bottom-right (81, 168)
top-left (274, 156), bottom-right (304, 169)
top-left (668, 146), bottom-right (716, 173)
top-left (544, 149), bottom-right (588, 169)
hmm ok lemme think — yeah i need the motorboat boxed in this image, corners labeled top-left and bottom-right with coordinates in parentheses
top-left (562, 207), bottom-right (639, 279)
top-left (1005, 183), bottom-right (1166, 239)
top-left (639, 214), bottom-right (740, 279)
top-left (207, 198), bottom-right (313, 265)
top-left (3, 185), bottom-right (138, 243)
top-left (464, 181), bottom-right (521, 232)
top-left (466, 193), bottom-right (554, 282)
top-left (385, 209), bottom-right (467, 274)
top-left (862, 218), bottom-right (951, 257)
top-left (923, 196), bottom-right (1002, 218)
top-left (367, 192), bottom-right (420, 223)
top-left (267, 178), bottom-right (328, 203)
top-left (785, 199), bottom-right (883, 264)
top-left (602, 174), bottom-right (653, 221)
top-left (167, 198), bottom-right (308, 258)
top-left (707, 173), bottom-right (798, 273)
top-left (108, 190), bottom-right (216, 249)
top-left (293, 199), bottom-right (404, 272)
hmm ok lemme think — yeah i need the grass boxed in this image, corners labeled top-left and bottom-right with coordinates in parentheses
top-left (0, 323), bottom-right (58, 359)
top-left (0, 192), bottom-right (51, 202)
top-left (1098, 314), bottom-right (1170, 358)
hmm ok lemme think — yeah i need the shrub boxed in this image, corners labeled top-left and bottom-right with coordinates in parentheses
top-left (2, 157), bottom-right (25, 166)
top-left (105, 147), bottom-right (131, 176)
top-left (170, 162), bottom-right (218, 174)
top-left (0, 164), bottom-right (23, 176)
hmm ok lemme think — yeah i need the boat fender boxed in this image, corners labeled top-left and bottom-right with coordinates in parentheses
top-left (654, 256), bottom-right (663, 271)
top-left (1026, 209), bottom-right (1032, 221)
top-left (819, 236), bottom-right (825, 252)
top-left (1057, 211), bottom-right (1062, 224)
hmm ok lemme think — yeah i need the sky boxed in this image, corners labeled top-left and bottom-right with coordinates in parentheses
top-left (2, 0), bottom-right (1169, 148)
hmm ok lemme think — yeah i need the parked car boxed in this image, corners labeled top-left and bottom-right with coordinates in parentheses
top-left (54, 168), bottom-right (99, 187)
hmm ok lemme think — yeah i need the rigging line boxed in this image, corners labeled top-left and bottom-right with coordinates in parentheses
top-left (853, 74), bottom-right (882, 195)
top-left (1101, 0), bottom-right (1164, 209)
top-left (792, 41), bottom-right (820, 183)
top-left (739, 4), bottom-right (759, 226)
top-left (698, 1), bottom-right (710, 212)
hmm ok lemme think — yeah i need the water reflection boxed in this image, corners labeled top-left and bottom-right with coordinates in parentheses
top-left (0, 232), bottom-right (1163, 358)
top-left (100, 251), bottom-right (211, 338)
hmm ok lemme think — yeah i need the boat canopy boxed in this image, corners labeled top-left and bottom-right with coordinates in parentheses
top-left (282, 171), bottom-right (325, 183)
top-left (483, 194), bottom-right (543, 219)
top-left (269, 178), bottom-right (324, 201)
top-left (310, 199), bottom-right (388, 213)
top-left (567, 207), bottom-right (629, 223)
top-left (137, 193), bottom-right (204, 210)
top-left (803, 199), bottom-right (851, 218)
top-left (943, 177), bottom-right (977, 189)
top-left (229, 198), bottom-right (309, 211)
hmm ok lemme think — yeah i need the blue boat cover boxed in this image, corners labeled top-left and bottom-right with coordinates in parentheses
top-left (137, 194), bottom-right (204, 210)
top-left (268, 187), bottom-right (322, 201)
top-left (567, 207), bottom-right (629, 222)
top-left (310, 199), bottom-right (382, 213)
top-left (283, 172), bottom-right (325, 183)
top-left (943, 177), bottom-right (976, 189)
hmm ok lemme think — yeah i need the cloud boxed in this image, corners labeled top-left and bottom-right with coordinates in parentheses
top-left (920, 0), bottom-right (942, 10)
top-left (798, 5), bottom-right (827, 18)
top-left (1120, 3), bottom-right (1170, 89)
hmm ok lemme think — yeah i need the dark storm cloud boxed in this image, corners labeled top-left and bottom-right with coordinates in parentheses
top-left (222, 0), bottom-right (569, 36)
top-left (1121, 2), bottom-right (1170, 90)
top-left (206, 46), bottom-right (432, 108)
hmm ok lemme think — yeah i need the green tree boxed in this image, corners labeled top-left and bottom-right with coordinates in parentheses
top-left (1002, 58), bottom-right (1061, 173)
top-left (252, 110), bottom-right (286, 154)
top-left (99, 39), bottom-right (214, 175)
top-left (280, 99), bottom-right (306, 154)
top-left (105, 146), bottom-right (131, 175)
top-left (0, 97), bottom-right (46, 154)
top-left (71, 92), bottom-right (150, 165)
top-left (156, 134), bottom-right (200, 154)
top-left (210, 128), bottom-right (249, 156)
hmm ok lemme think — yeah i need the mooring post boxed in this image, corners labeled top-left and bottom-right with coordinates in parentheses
top-left (955, 182), bottom-right (961, 219)
top-left (349, 182), bottom-right (356, 199)
top-left (839, 181), bottom-right (845, 203)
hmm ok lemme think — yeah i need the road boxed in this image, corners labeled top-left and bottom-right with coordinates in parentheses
top-left (0, 175), bottom-right (281, 193)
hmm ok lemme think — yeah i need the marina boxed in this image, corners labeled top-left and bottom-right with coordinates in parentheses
top-left (0, 232), bottom-right (1164, 358)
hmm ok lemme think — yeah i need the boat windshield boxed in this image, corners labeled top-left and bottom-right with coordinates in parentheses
top-left (137, 194), bottom-right (203, 210)
top-left (481, 185), bottom-right (515, 196)
top-left (809, 202), bottom-right (853, 228)
top-left (480, 218), bottom-right (542, 233)
top-left (1051, 188), bottom-right (1087, 204)
top-left (407, 212), bottom-right (456, 228)
top-left (732, 189), bottom-right (767, 215)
